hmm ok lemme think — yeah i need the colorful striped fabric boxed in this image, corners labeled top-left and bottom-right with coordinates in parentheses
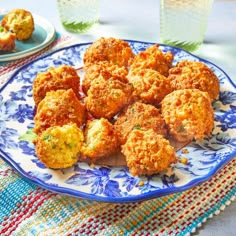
top-left (0, 36), bottom-right (235, 236)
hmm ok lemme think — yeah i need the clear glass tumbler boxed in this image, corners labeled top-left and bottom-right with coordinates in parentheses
top-left (160, 0), bottom-right (213, 51)
top-left (57, 0), bottom-right (100, 33)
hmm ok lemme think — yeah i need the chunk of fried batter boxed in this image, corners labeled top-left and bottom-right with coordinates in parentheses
top-left (169, 60), bottom-right (220, 100)
top-left (34, 89), bottom-right (87, 134)
top-left (128, 68), bottom-right (172, 106)
top-left (121, 129), bottom-right (177, 176)
top-left (129, 44), bottom-right (174, 77)
top-left (161, 89), bottom-right (214, 142)
top-left (114, 102), bottom-right (167, 145)
top-left (82, 61), bottom-right (128, 95)
top-left (81, 118), bottom-right (120, 162)
top-left (1, 9), bottom-right (34, 40)
top-left (0, 26), bottom-right (16, 51)
top-left (33, 65), bottom-right (80, 106)
top-left (83, 37), bottom-right (135, 68)
top-left (34, 123), bottom-right (84, 169)
top-left (85, 77), bottom-right (133, 119)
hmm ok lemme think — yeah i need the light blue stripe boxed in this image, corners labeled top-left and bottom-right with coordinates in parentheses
top-left (0, 178), bottom-right (36, 222)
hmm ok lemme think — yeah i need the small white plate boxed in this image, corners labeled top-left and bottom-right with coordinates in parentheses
top-left (0, 14), bottom-right (56, 62)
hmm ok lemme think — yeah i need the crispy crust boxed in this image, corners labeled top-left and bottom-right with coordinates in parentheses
top-left (34, 123), bottom-right (84, 169)
top-left (128, 68), bottom-right (172, 106)
top-left (169, 60), bottom-right (220, 100)
top-left (1, 8), bottom-right (34, 40)
top-left (0, 27), bottom-right (16, 51)
top-left (161, 89), bottom-right (214, 142)
top-left (121, 129), bottom-right (177, 176)
top-left (83, 37), bottom-right (135, 68)
top-left (129, 44), bottom-right (174, 77)
top-left (114, 102), bottom-right (167, 145)
top-left (33, 65), bottom-right (80, 106)
top-left (85, 77), bottom-right (133, 119)
top-left (83, 61), bottom-right (128, 95)
top-left (81, 118), bottom-right (120, 161)
top-left (33, 89), bottom-right (87, 134)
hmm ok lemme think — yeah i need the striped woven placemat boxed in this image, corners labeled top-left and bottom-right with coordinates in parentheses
top-left (0, 36), bottom-right (235, 236)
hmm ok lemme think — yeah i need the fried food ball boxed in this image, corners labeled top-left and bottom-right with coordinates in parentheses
top-left (121, 129), bottom-right (177, 176)
top-left (169, 60), bottom-right (220, 100)
top-left (83, 37), bottom-right (135, 68)
top-left (34, 89), bottom-right (87, 134)
top-left (161, 89), bottom-right (214, 142)
top-left (82, 61), bottom-right (128, 95)
top-left (34, 123), bottom-right (84, 169)
top-left (114, 102), bottom-right (167, 145)
top-left (128, 68), bottom-right (172, 106)
top-left (0, 26), bottom-right (16, 51)
top-left (33, 65), bottom-right (80, 106)
top-left (1, 9), bottom-right (34, 40)
top-left (128, 44), bottom-right (174, 77)
top-left (81, 118), bottom-right (120, 162)
top-left (85, 76), bottom-right (133, 119)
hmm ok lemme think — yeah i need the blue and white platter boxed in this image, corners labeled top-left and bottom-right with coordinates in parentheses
top-left (0, 41), bottom-right (235, 202)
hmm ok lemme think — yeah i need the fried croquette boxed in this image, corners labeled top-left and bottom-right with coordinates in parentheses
top-left (81, 118), bottom-right (120, 162)
top-left (34, 123), bottom-right (84, 169)
top-left (161, 89), bottom-right (214, 142)
top-left (169, 60), bottom-right (220, 100)
top-left (82, 61), bottom-right (128, 95)
top-left (0, 26), bottom-right (16, 51)
top-left (33, 65), bottom-right (80, 106)
top-left (129, 44), bottom-right (174, 77)
top-left (34, 89), bottom-right (87, 134)
top-left (128, 68), bottom-right (172, 106)
top-left (85, 77), bottom-right (133, 119)
top-left (121, 129), bottom-right (177, 176)
top-left (114, 102), bottom-right (167, 145)
top-left (83, 37), bottom-right (135, 68)
top-left (1, 9), bottom-right (34, 40)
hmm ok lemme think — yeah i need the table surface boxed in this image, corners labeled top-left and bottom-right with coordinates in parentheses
top-left (1, 0), bottom-right (236, 235)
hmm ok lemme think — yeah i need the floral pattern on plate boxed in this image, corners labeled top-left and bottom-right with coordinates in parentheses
top-left (0, 41), bottom-right (235, 202)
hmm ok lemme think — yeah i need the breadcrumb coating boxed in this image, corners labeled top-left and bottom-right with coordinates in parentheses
top-left (34, 89), bottom-right (87, 134)
top-left (83, 61), bottom-right (128, 95)
top-left (129, 44), bottom-right (174, 77)
top-left (0, 26), bottom-right (16, 51)
top-left (1, 8), bottom-right (34, 40)
top-left (85, 76), bottom-right (133, 119)
top-left (34, 123), bottom-right (84, 169)
top-left (81, 118), bottom-right (120, 161)
top-left (33, 65), bottom-right (80, 106)
top-left (161, 89), bottom-right (214, 142)
top-left (169, 60), bottom-right (220, 100)
top-left (128, 68), bottom-right (172, 106)
top-left (83, 37), bottom-right (135, 68)
top-left (114, 102), bottom-right (167, 145)
top-left (121, 129), bottom-right (177, 176)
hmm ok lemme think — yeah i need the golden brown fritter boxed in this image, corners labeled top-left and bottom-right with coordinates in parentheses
top-left (1, 9), bottom-right (34, 40)
top-left (161, 89), bottom-right (214, 142)
top-left (83, 37), bottom-right (135, 68)
top-left (34, 123), bottom-right (84, 169)
top-left (121, 129), bottom-right (177, 176)
top-left (169, 60), bottom-right (220, 100)
top-left (33, 65), bottom-right (80, 106)
top-left (33, 89), bottom-right (87, 134)
top-left (82, 61), bottom-right (128, 95)
top-left (128, 68), bottom-right (172, 106)
top-left (0, 26), bottom-right (16, 51)
top-left (129, 44), bottom-right (174, 77)
top-left (85, 76), bottom-right (133, 119)
top-left (81, 118), bottom-right (120, 162)
top-left (114, 102), bottom-right (167, 145)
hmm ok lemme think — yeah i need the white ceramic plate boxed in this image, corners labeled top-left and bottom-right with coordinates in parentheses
top-left (0, 14), bottom-right (56, 62)
top-left (0, 41), bottom-right (235, 202)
